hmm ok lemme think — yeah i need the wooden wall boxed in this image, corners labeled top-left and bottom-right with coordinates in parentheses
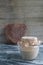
top-left (0, 0), bottom-right (43, 43)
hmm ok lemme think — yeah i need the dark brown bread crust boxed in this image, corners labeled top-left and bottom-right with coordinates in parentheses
top-left (5, 24), bottom-right (27, 44)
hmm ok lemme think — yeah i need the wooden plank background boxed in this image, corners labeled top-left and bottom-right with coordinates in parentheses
top-left (0, 0), bottom-right (43, 43)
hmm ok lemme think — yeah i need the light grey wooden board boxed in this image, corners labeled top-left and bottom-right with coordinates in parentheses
top-left (0, 0), bottom-right (43, 43)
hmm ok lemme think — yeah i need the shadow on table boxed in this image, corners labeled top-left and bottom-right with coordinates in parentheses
top-left (4, 41), bottom-right (17, 45)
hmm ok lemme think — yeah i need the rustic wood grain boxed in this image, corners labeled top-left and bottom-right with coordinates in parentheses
top-left (0, 44), bottom-right (43, 65)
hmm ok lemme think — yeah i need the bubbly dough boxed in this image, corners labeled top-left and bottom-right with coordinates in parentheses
top-left (21, 37), bottom-right (39, 47)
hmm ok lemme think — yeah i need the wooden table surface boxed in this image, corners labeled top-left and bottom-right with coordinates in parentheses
top-left (0, 43), bottom-right (43, 65)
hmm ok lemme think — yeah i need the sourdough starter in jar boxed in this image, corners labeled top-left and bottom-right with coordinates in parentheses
top-left (18, 36), bottom-right (39, 60)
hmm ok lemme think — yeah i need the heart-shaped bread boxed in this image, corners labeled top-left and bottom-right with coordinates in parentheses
top-left (5, 24), bottom-right (27, 44)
